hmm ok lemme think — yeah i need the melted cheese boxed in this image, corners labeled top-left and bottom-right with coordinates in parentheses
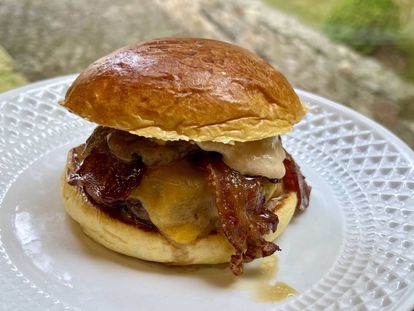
top-left (129, 159), bottom-right (217, 244)
top-left (129, 152), bottom-right (284, 244)
top-left (197, 136), bottom-right (286, 179)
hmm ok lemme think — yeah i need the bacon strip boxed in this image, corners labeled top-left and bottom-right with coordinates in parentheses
top-left (69, 149), bottom-right (144, 205)
top-left (283, 151), bottom-right (311, 211)
top-left (199, 155), bottom-right (280, 275)
top-left (67, 127), bottom-right (155, 230)
top-left (68, 127), bottom-right (145, 205)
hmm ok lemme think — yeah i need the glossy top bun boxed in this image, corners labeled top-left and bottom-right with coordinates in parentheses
top-left (61, 38), bottom-right (306, 143)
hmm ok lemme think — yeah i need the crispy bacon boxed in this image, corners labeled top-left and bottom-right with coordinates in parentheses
top-left (198, 155), bottom-right (280, 275)
top-left (283, 151), bottom-right (311, 211)
top-left (68, 127), bottom-right (145, 205)
top-left (67, 127), bottom-right (155, 230)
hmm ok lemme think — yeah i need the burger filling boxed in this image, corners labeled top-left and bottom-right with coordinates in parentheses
top-left (67, 126), bottom-right (310, 275)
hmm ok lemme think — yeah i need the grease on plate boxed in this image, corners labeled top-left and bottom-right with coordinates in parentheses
top-left (254, 281), bottom-right (297, 302)
top-left (234, 256), bottom-right (297, 303)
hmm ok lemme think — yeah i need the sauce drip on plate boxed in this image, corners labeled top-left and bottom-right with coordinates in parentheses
top-left (255, 282), bottom-right (297, 302)
top-left (235, 256), bottom-right (298, 303)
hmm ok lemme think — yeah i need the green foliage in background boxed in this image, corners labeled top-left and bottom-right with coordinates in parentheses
top-left (265, 0), bottom-right (414, 82)
top-left (0, 45), bottom-right (27, 93)
top-left (323, 0), bottom-right (401, 54)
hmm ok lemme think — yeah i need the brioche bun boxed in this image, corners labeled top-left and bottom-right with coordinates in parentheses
top-left (61, 171), bottom-right (297, 265)
top-left (61, 38), bottom-right (306, 143)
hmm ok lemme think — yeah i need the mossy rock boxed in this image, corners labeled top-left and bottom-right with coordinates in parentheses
top-left (0, 45), bottom-right (27, 93)
top-left (324, 0), bottom-right (401, 54)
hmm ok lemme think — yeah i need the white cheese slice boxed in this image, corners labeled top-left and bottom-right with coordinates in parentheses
top-left (197, 136), bottom-right (286, 179)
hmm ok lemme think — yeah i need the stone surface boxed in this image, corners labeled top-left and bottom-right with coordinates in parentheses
top-left (0, 45), bottom-right (27, 93)
top-left (0, 0), bottom-right (188, 81)
top-left (158, 0), bottom-right (414, 125)
top-left (0, 0), bottom-right (413, 147)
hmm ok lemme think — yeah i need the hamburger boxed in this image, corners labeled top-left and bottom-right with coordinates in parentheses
top-left (60, 38), bottom-right (311, 275)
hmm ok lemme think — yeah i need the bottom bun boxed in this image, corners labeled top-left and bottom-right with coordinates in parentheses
top-left (61, 172), bottom-right (297, 265)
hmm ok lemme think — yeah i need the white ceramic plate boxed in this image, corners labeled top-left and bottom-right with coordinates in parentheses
top-left (0, 75), bottom-right (413, 311)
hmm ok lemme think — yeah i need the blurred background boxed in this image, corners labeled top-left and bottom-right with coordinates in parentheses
top-left (0, 0), bottom-right (413, 147)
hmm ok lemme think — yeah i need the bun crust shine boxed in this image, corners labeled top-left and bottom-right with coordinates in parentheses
top-left (61, 38), bottom-right (306, 143)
